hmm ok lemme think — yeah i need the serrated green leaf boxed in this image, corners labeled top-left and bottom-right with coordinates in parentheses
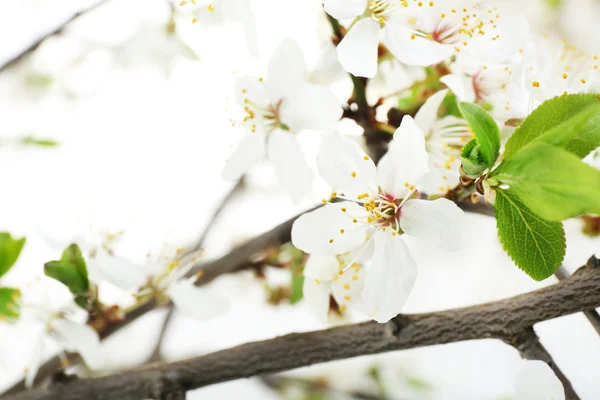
top-left (495, 190), bottom-right (565, 281)
top-left (529, 102), bottom-right (600, 158)
top-left (458, 102), bottom-right (500, 167)
top-left (0, 287), bottom-right (22, 322)
top-left (44, 244), bottom-right (89, 295)
top-left (504, 94), bottom-right (600, 158)
top-left (492, 143), bottom-right (600, 221)
top-left (0, 233), bottom-right (26, 278)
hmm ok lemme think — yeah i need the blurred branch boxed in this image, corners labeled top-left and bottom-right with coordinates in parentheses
top-left (0, 0), bottom-right (111, 72)
top-left (7, 256), bottom-right (600, 400)
top-left (1, 203), bottom-right (319, 396)
top-left (509, 328), bottom-right (580, 400)
top-left (260, 375), bottom-right (384, 400)
top-left (146, 180), bottom-right (245, 363)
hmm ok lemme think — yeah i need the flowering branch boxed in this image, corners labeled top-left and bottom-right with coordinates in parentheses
top-left (0, 0), bottom-right (110, 72)
top-left (6, 256), bottom-right (599, 400)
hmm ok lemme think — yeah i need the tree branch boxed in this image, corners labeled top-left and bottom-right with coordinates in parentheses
top-left (6, 256), bottom-right (600, 400)
top-left (509, 328), bottom-right (580, 400)
top-left (554, 265), bottom-right (600, 336)
top-left (1, 204), bottom-right (319, 396)
top-left (0, 0), bottom-right (111, 72)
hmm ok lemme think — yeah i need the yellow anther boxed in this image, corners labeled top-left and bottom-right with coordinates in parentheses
top-left (363, 155), bottom-right (369, 160)
top-left (352, 275), bottom-right (359, 281)
top-left (343, 284), bottom-right (350, 290)
top-left (532, 81), bottom-right (540, 88)
top-left (341, 207), bottom-right (347, 212)
top-left (329, 238), bottom-right (334, 243)
top-left (351, 171), bottom-right (357, 178)
top-left (340, 229), bottom-right (345, 234)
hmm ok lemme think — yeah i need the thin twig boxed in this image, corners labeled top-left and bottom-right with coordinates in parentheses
top-left (509, 328), bottom-right (580, 400)
top-left (146, 180), bottom-right (244, 363)
top-left (0, 0), bottom-right (112, 72)
top-left (5, 256), bottom-right (600, 400)
top-left (147, 307), bottom-right (175, 364)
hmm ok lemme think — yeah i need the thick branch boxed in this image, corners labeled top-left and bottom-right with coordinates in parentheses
top-left (6, 257), bottom-right (600, 400)
top-left (0, 0), bottom-right (111, 72)
top-left (554, 265), bottom-right (600, 336)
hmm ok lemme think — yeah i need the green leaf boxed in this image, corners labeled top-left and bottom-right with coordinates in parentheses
top-left (458, 102), bottom-right (500, 167)
top-left (0, 287), bottom-right (22, 322)
top-left (460, 138), bottom-right (487, 177)
top-left (21, 136), bottom-right (59, 147)
top-left (492, 143), bottom-right (600, 221)
top-left (504, 94), bottom-right (600, 158)
top-left (44, 244), bottom-right (90, 295)
top-left (0, 233), bottom-right (26, 278)
top-left (495, 190), bottom-right (566, 281)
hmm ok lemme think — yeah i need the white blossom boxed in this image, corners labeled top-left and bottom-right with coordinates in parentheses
top-left (222, 39), bottom-right (342, 202)
top-left (412, 89), bottom-right (471, 195)
top-left (515, 360), bottom-right (565, 400)
top-left (90, 248), bottom-right (228, 321)
top-left (503, 37), bottom-right (600, 119)
top-left (292, 130), bottom-right (463, 323)
top-left (323, 0), bottom-right (512, 78)
top-left (180, 0), bottom-right (259, 57)
top-left (303, 255), bottom-right (366, 321)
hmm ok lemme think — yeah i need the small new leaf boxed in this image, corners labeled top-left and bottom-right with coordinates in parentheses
top-left (504, 94), bottom-right (600, 159)
top-left (44, 244), bottom-right (90, 295)
top-left (0, 287), bottom-right (22, 322)
top-left (492, 143), bottom-right (600, 221)
top-left (0, 233), bottom-right (26, 278)
top-left (495, 190), bottom-right (565, 281)
top-left (21, 136), bottom-right (59, 147)
top-left (460, 138), bottom-right (487, 177)
top-left (458, 102), bottom-right (500, 167)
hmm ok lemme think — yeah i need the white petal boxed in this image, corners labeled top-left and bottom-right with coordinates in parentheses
top-left (25, 331), bottom-right (46, 388)
top-left (419, 168), bottom-right (460, 196)
top-left (385, 22), bottom-right (454, 67)
top-left (222, 132), bottom-right (267, 181)
top-left (304, 255), bottom-right (340, 280)
top-left (234, 75), bottom-right (268, 108)
top-left (52, 319), bottom-right (103, 370)
top-left (267, 39), bottom-right (306, 102)
top-left (292, 202), bottom-right (370, 256)
top-left (322, 0), bottom-right (367, 20)
top-left (440, 74), bottom-right (475, 103)
top-left (223, 0), bottom-right (259, 57)
top-left (331, 263), bottom-right (367, 312)
top-left (378, 116), bottom-right (429, 198)
top-left (317, 133), bottom-right (377, 199)
top-left (337, 18), bottom-right (380, 78)
top-left (168, 280), bottom-right (229, 320)
top-left (414, 89), bottom-right (448, 134)
top-left (515, 360), bottom-right (565, 400)
top-left (267, 130), bottom-right (311, 203)
top-left (89, 248), bottom-right (148, 290)
top-left (303, 279), bottom-right (332, 322)
top-left (400, 198), bottom-right (463, 251)
top-left (362, 230), bottom-right (417, 323)
top-left (281, 84), bottom-right (342, 131)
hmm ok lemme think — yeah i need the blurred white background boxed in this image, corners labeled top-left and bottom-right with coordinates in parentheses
top-left (1, 0), bottom-right (600, 398)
